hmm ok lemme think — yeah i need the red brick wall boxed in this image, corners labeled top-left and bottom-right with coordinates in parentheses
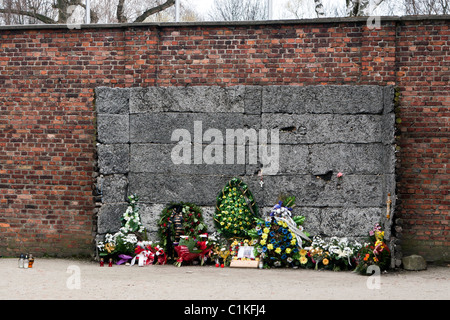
top-left (0, 17), bottom-right (448, 261)
top-left (395, 20), bottom-right (449, 262)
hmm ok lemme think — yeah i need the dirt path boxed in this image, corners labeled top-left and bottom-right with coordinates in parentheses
top-left (1, 258), bottom-right (448, 300)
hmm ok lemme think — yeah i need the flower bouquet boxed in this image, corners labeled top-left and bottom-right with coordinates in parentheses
top-left (354, 223), bottom-right (391, 275)
top-left (174, 234), bottom-right (212, 267)
top-left (306, 236), bottom-right (362, 270)
top-left (128, 241), bottom-right (167, 266)
top-left (97, 194), bottom-right (147, 264)
top-left (249, 197), bottom-right (310, 268)
top-left (209, 232), bottom-right (231, 267)
top-left (97, 231), bottom-right (138, 262)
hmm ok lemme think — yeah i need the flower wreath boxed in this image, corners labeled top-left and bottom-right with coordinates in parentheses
top-left (158, 202), bottom-right (208, 258)
top-left (214, 177), bottom-right (259, 238)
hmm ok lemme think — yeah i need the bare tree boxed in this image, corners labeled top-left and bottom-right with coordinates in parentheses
top-left (311, 0), bottom-right (386, 17)
top-left (0, 0), bottom-right (56, 24)
top-left (284, 0), bottom-right (314, 18)
top-left (208, 0), bottom-right (267, 21)
top-left (0, 0), bottom-right (175, 25)
top-left (404, 0), bottom-right (449, 14)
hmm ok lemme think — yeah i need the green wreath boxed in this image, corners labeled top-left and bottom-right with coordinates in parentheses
top-left (158, 202), bottom-right (208, 257)
top-left (214, 177), bottom-right (259, 238)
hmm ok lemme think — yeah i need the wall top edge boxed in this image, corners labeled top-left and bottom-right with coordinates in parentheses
top-left (0, 15), bottom-right (449, 32)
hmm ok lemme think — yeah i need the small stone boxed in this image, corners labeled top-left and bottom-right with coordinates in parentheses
top-left (402, 255), bottom-right (427, 271)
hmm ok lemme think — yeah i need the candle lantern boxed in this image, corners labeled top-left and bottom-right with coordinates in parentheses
top-left (28, 254), bottom-right (34, 268)
top-left (18, 254), bottom-right (24, 268)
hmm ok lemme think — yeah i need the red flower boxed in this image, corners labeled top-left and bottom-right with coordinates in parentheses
top-left (197, 241), bottom-right (207, 250)
top-left (135, 246), bottom-right (144, 254)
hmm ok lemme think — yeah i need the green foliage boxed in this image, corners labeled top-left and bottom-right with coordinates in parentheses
top-left (214, 177), bottom-right (259, 238)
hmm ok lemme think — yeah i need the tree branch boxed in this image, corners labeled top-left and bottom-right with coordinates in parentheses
top-left (116, 0), bottom-right (126, 23)
top-left (0, 8), bottom-right (56, 24)
top-left (69, 0), bottom-right (99, 23)
top-left (133, 0), bottom-right (175, 23)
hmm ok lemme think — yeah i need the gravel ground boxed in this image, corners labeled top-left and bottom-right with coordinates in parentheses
top-left (1, 258), bottom-right (448, 300)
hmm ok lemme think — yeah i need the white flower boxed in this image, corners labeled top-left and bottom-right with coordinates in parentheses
top-left (97, 242), bottom-right (105, 250)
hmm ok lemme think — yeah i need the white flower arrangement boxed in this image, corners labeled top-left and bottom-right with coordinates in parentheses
top-left (120, 194), bottom-right (145, 234)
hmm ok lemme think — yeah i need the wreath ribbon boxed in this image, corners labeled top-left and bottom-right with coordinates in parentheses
top-left (116, 254), bottom-right (133, 265)
top-left (130, 250), bottom-right (154, 266)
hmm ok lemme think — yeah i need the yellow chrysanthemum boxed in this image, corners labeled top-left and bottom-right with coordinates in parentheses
top-left (323, 258), bottom-right (329, 265)
top-left (299, 249), bottom-right (307, 256)
top-left (300, 256), bottom-right (308, 264)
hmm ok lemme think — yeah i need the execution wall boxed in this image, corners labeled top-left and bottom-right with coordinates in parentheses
top-left (95, 85), bottom-right (396, 246)
top-left (0, 16), bottom-right (448, 262)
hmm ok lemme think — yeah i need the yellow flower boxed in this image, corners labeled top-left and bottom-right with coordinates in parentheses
top-left (267, 244), bottom-right (273, 250)
top-left (275, 247), bottom-right (282, 254)
top-left (300, 256), bottom-right (308, 264)
top-left (323, 258), bottom-right (329, 265)
top-left (261, 233), bottom-right (268, 239)
top-left (299, 249), bottom-right (307, 256)
top-left (375, 230), bottom-right (384, 241)
top-left (263, 227), bottom-right (270, 234)
top-left (105, 243), bottom-right (115, 253)
top-left (290, 239), bottom-right (297, 246)
top-left (285, 248), bottom-right (292, 254)
top-left (260, 239), bottom-right (266, 246)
